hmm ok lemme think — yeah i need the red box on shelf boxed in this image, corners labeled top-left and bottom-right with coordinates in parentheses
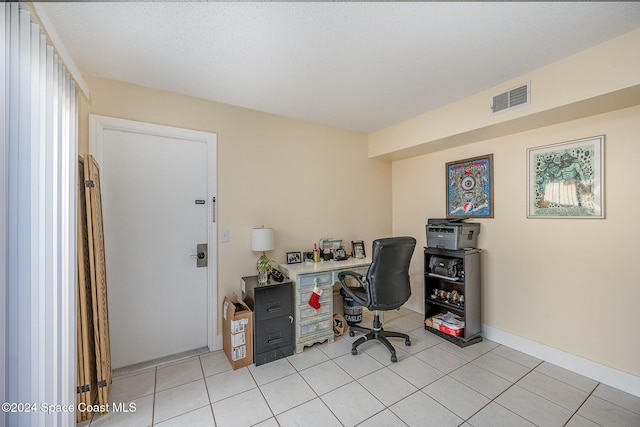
top-left (439, 324), bottom-right (463, 337)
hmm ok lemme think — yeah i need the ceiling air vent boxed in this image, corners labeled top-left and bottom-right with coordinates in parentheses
top-left (491, 82), bottom-right (530, 114)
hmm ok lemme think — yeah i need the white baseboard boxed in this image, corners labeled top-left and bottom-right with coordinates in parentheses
top-left (483, 324), bottom-right (640, 398)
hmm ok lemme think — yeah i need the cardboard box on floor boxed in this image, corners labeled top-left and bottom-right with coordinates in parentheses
top-left (222, 295), bottom-right (254, 369)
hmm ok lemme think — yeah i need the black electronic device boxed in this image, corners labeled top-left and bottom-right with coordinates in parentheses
top-left (426, 218), bottom-right (480, 250)
top-left (270, 268), bottom-right (285, 282)
top-left (428, 256), bottom-right (463, 279)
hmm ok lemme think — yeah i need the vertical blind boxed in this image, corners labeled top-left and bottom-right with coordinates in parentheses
top-left (2, 3), bottom-right (78, 426)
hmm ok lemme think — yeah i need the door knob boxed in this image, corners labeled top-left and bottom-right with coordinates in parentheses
top-left (190, 243), bottom-right (207, 267)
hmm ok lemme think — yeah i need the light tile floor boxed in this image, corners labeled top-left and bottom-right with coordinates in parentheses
top-left (81, 308), bottom-right (640, 427)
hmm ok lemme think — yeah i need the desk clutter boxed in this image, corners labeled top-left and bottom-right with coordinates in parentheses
top-left (430, 288), bottom-right (465, 307)
top-left (425, 312), bottom-right (465, 337)
top-left (291, 238), bottom-right (367, 265)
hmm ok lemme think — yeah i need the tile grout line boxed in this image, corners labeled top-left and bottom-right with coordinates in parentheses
top-left (151, 366), bottom-right (157, 426)
top-left (444, 359), bottom-right (499, 425)
top-left (562, 386), bottom-right (604, 427)
top-left (293, 364), bottom-right (346, 427)
top-left (156, 356), bottom-right (223, 425)
top-left (468, 357), bottom-right (540, 425)
top-left (422, 344), bottom-right (542, 426)
top-left (247, 362), bottom-right (284, 423)
top-left (421, 349), bottom-right (495, 425)
top-left (300, 341), bottom-right (397, 425)
top-left (519, 360), bottom-right (600, 426)
top-left (198, 354), bottom-right (219, 427)
top-left (509, 358), bottom-right (609, 427)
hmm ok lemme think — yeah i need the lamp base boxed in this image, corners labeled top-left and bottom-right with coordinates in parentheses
top-left (257, 253), bottom-right (271, 285)
top-left (257, 270), bottom-right (269, 285)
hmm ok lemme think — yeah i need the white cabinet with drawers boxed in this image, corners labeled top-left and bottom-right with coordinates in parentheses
top-left (279, 258), bottom-right (371, 353)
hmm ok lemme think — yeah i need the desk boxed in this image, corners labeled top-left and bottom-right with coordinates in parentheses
top-left (279, 257), bottom-right (372, 353)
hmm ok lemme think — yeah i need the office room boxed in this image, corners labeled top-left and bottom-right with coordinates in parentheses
top-left (2, 2), bottom-right (640, 426)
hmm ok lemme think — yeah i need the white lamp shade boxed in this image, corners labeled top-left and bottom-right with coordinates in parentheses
top-left (251, 227), bottom-right (274, 252)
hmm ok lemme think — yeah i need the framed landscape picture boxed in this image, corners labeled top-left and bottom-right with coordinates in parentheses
top-left (527, 136), bottom-right (604, 218)
top-left (446, 154), bottom-right (494, 218)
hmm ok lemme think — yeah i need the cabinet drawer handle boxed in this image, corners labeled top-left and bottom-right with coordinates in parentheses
top-left (266, 305), bottom-right (282, 313)
top-left (267, 337), bottom-right (283, 344)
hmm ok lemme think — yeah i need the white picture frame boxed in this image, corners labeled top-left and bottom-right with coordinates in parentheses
top-left (527, 135), bottom-right (604, 218)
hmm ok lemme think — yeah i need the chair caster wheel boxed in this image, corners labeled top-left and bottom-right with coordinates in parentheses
top-left (391, 354), bottom-right (397, 363)
top-left (351, 349), bottom-right (358, 355)
top-left (405, 339), bottom-right (411, 346)
top-left (349, 330), bottom-right (355, 337)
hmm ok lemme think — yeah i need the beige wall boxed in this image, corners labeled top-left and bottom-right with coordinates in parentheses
top-left (77, 76), bottom-right (392, 335)
top-left (384, 29), bottom-right (640, 378)
top-left (393, 105), bottom-right (640, 377)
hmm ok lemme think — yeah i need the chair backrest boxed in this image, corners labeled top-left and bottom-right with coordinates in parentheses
top-left (365, 236), bottom-right (416, 310)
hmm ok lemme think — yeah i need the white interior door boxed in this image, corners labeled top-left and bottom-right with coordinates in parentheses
top-left (90, 116), bottom-right (217, 369)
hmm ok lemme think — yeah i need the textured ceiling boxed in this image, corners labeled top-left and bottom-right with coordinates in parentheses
top-left (37, 2), bottom-right (640, 133)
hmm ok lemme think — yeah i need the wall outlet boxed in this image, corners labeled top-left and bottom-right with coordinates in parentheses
top-left (220, 229), bottom-right (229, 243)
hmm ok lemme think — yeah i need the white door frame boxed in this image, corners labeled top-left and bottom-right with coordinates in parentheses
top-left (89, 115), bottom-right (220, 352)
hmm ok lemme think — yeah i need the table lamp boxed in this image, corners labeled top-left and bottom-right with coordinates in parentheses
top-left (251, 227), bottom-right (274, 284)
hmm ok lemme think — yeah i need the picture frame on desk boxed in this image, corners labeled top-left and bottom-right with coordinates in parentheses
top-left (286, 251), bottom-right (302, 264)
top-left (334, 248), bottom-right (347, 261)
top-left (351, 240), bottom-right (365, 259)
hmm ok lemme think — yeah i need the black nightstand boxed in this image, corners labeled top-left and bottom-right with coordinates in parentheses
top-left (242, 276), bottom-right (294, 366)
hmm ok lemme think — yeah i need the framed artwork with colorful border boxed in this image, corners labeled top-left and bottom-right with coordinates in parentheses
top-left (527, 135), bottom-right (604, 218)
top-left (446, 154), bottom-right (494, 218)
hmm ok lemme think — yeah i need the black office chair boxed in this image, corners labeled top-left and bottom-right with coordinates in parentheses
top-left (338, 236), bottom-right (416, 362)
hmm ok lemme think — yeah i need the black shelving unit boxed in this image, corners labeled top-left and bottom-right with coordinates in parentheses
top-left (424, 247), bottom-right (482, 347)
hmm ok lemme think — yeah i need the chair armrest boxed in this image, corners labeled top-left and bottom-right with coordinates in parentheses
top-left (337, 271), bottom-right (369, 306)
